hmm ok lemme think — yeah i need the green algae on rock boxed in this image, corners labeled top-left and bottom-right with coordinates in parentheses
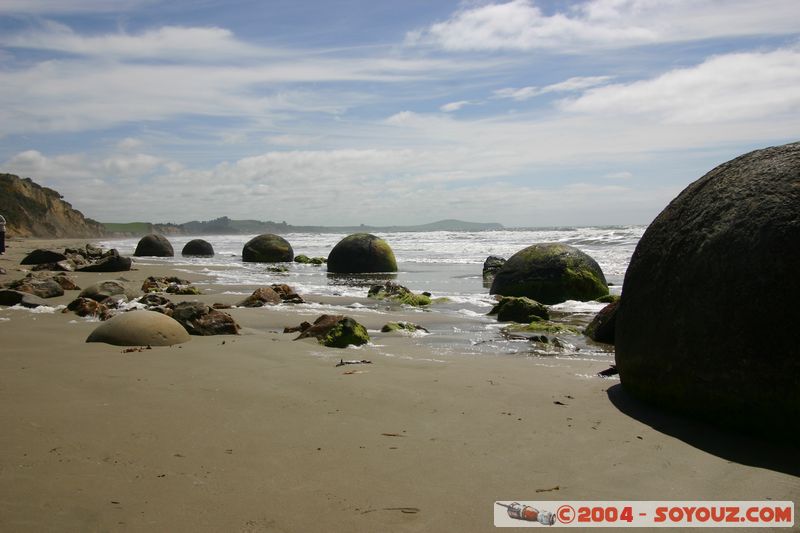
top-left (327, 233), bottom-right (397, 273)
top-left (490, 243), bottom-right (608, 304)
top-left (488, 296), bottom-right (549, 323)
top-left (368, 281), bottom-right (431, 306)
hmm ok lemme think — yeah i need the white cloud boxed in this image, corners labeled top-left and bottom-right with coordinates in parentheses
top-left (117, 137), bottom-right (143, 151)
top-left (440, 100), bottom-right (471, 112)
top-left (408, 0), bottom-right (800, 51)
top-left (494, 76), bottom-right (611, 101)
top-left (0, 0), bottom-right (152, 14)
top-left (560, 47), bottom-right (800, 123)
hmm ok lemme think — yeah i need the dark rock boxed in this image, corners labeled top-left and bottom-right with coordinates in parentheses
top-left (488, 296), bottom-right (549, 323)
top-left (293, 314), bottom-right (370, 348)
top-left (490, 243), bottom-right (608, 304)
top-left (595, 294), bottom-right (620, 304)
top-left (133, 234), bottom-right (174, 257)
top-left (381, 322), bottom-right (429, 333)
top-left (137, 293), bottom-right (173, 307)
top-left (76, 250), bottom-right (131, 272)
top-left (4, 276), bottom-right (64, 298)
top-left (20, 249), bottom-right (67, 265)
top-left (295, 254), bottom-right (325, 265)
top-left (170, 301), bottom-right (240, 336)
top-left (182, 239), bottom-right (215, 257)
top-left (237, 287), bottom-right (282, 307)
top-left (615, 142), bottom-right (800, 441)
top-left (270, 284), bottom-right (304, 303)
top-left (584, 300), bottom-right (618, 344)
top-left (86, 310), bottom-right (190, 346)
top-left (367, 281), bottom-right (430, 306)
top-left (242, 234), bottom-right (293, 263)
top-left (79, 280), bottom-right (138, 302)
top-left (51, 273), bottom-right (80, 291)
top-left (65, 297), bottom-right (108, 318)
top-left (482, 255), bottom-right (506, 278)
top-left (327, 233), bottom-right (397, 273)
top-left (284, 321), bottom-right (312, 334)
top-left (0, 289), bottom-right (49, 308)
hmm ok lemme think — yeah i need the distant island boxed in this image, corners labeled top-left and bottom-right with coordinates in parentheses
top-left (103, 217), bottom-right (505, 236)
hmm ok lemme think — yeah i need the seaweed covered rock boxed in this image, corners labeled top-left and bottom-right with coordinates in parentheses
top-left (489, 296), bottom-right (549, 323)
top-left (616, 142), bottom-right (800, 441)
top-left (86, 310), bottom-right (190, 346)
top-left (242, 234), bottom-right (293, 263)
top-left (367, 281), bottom-right (430, 306)
top-left (170, 301), bottom-right (239, 336)
top-left (490, 243), bottom-right (608, 304)
top-left (295, 254), bottom-right (326, 265)
top-left (182, 239), bottom-right (215, 257)
top-left (134, 234), bottom-right (174, 257)
top-left (292, 314), bottom-right (370, 348)
top-left (584, 301), bottom-right (618, 344)
top-left (327, 233), bottom-right (397, 273)
top-left (381, 321), bottom-right (429, 334)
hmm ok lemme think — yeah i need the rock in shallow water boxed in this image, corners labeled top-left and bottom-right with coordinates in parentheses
top-left (327, 233), bottom-right (397, 273)
top-left (615, 141), bottom-right (800, 441)
top-left (134, 234), bottom-right (174, 257)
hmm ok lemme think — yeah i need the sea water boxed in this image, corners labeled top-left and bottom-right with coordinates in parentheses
top-left (99, 226), bottom-right (644, 366)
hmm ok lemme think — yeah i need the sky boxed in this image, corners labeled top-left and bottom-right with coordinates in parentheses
top-left (1, 0), bottom-right (798, 227)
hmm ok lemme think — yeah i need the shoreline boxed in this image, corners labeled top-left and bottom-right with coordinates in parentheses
top-left (1, 238), bottom-right (797, 532)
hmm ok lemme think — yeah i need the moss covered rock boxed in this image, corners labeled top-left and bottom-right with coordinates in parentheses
top-left (242, 234), bottom-right (294, 263)
top-left (133, 234), bottom-right (174, 257)
top-left (490, 243), bottom-right (608, 304)
top-left (488, 296), bottom-right (549, 323)
top-left (367, 281), bottom-right (431, 306)
top-left (327, 233), bottom-right (397, 273)
top-left (584, 300), bottom-right (618, 344)
top-left (182, 239), bottom-right (214, 257)
top-left (381, 321), bottom-right (429, 333)
top-left (293, 314), bottom-right (370, 348)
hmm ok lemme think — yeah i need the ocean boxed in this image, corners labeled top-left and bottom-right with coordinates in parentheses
top-left (100, 226), bottom-right (645, 368)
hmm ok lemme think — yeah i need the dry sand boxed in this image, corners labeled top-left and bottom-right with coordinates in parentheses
top-left (1, 238), bottom-right (797, 532)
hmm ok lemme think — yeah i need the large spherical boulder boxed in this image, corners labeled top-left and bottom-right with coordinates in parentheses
top-left (616, 142), bottom-right (800, 441)
top-left (181, 239), bottom-right (214, 257)
top-left (242, 234), bottom-right (293, 263)
top-left (86, 310), bottom-right (190, 346)
top-left (327, 233), bottom-right (397, 273)
top-left (490, 243), bottom-right (607, 304)
top-left (134, 234), bottom-right (174, 257)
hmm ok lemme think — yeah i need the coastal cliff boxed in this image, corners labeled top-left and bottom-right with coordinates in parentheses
top-left (0, 173), bottom-right (106, 238)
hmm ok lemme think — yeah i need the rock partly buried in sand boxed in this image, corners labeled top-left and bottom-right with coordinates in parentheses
top-left (86, 310), bottom-right (190, 346)
top-left (4, 275), bottom-right (64, 298)
top-left (241, 234), bottom-right (293, 263)
top-left (327, 233), bottom-right (397, 273)
top-left (170, 301), bottom-right (240, 336)
top-left (0, 289), bottom-right (49, 308)
top-left (182, 239), bottom-right (215, 257)
top-left (20, 249), bottom-right (68, 265)
top-left (134, 234), bottom-right (174, 257)
top-left (237, 287), bottom-right (282, 307)
top-left (79, 280), bottom-right (139, 302)
top-left (489, 296), bottom-right (549, 323)
top-left (293, 314), bottom-right (370, 348)
top-left (616, 142), bottom-right (800, 441)
top-left (76, 250), bottom-right (132, 272)
top-left (367, 281), bottom-right (430, 306)
top-left (490, 243), bottom-right (608, 304)
top-left (584, 300), bottom-right (618, 345)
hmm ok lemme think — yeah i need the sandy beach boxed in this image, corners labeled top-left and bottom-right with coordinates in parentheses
top-left (1, 237), bottom-right (797, 532)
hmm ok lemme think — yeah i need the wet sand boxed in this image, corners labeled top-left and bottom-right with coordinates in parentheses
top-left (1, 238), bottom-right (797, 532)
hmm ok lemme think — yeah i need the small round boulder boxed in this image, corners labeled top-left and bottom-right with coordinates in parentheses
top-left (86, 310), bottom-right (190, 346)
top-left (490, 243), bottom-right (607, 304)
top-left (242, 234), bottom-right (293, 263)
top-left (327, 233), bottom-right (397, 273)
top-left (134, 234), bottom-right (174, 257)
top-left (182, 239), bottom-right (215, 257)
top-left (616, 142), bottom-right (800, 440)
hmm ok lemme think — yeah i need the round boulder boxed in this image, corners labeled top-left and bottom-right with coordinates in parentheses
top-left (79, 280), bottom-right (138, 302)
top-left (134, 234), bottom-right (174, 257)
top-left (86, 310), bottom-right (190, 346)
top-left (490, 243), bottom-right (608, 304)
top-left (242, 234), bottom-right (293, 263)
top-left (182, 239), bottom-right (215, 257)
top-left (615, 142), bottom-right (800, 441)
top-left (327, 233), bottom-right (397, 273)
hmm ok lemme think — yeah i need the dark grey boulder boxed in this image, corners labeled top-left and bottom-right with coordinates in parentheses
top-left (77, 250), bottom-right (132, 272)
top-left (615, 142), bottom-right (800, 441)
top-left (488, 296), bottom-right (549, 323)
top-left (242, 234), bottom-right (293, 263)
top-left (584, 300), bottom-right (618, 344)
top-left (4, 276), bottom-right (64, 298)
top-left (0, 289), bottom-right (49, 308)
top-left (20, 249), bottom-right (68, 265)
top-left (482, 256), bottom-right (506, 278)
top-left (133, 234), bottom-right (174, 257)
top-left (182, 239), bottom-right (215, 257)
top-left (490, 243), bottom-right (608, 304)
top-left (327, 233), bottom-right (397, 273)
